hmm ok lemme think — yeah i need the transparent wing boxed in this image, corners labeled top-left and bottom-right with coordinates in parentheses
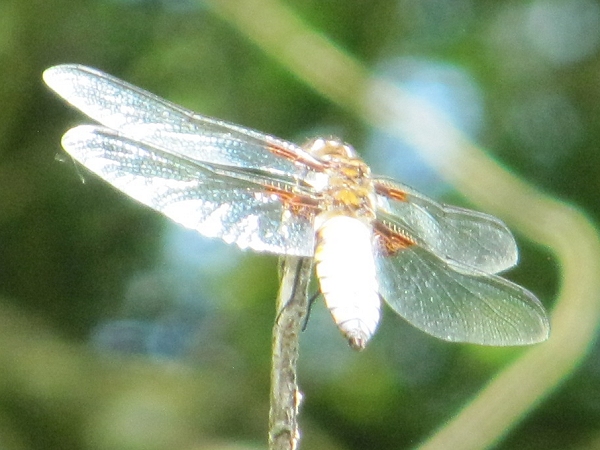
top-left (374, 243), bottom-right (549, 346)
top-left (374, 178), bottom-right (518, 274)
top-left (43, 64), bottom-right (326, 185)
top-left (62, 125), bottom-right (318, 256)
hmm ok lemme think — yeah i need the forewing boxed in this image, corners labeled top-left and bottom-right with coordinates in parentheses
top-left (374, 178), bottom-right (518, 274)
top-left (62, 125), bottom-right (318, 256)
top-left (374, 243), bottom-right (549, 346)
top-left (43, 64), bottom-right (325, 184)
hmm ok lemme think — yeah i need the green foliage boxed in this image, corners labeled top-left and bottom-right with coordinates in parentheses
top-left (1, 0), bottom-right (599, 449)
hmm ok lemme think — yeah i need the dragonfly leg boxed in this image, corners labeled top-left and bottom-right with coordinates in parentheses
top-left (301, 290), bottom-right (322, 331)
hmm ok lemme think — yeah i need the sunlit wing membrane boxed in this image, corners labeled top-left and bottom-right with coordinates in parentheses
top-left (42, 65), bottom-right (327, 187)
top-left (374, 178), bottom-right (518, 274)
top-left (373, 231), bottom-right (549, 345)
top-left (62, 125), bottom-right (318, 256)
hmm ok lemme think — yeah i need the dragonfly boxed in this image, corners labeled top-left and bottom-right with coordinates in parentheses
top-left (43, 64), bottom-right (549, 351)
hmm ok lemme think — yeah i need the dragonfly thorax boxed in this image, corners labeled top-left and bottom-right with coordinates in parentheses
top-left (303, 138), bottom-right (376, 222)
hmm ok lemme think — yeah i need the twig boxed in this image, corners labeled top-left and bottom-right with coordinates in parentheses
top-left (269, 256), bottom-right (313, 450)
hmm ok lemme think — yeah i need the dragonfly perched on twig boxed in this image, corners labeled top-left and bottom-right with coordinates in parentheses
top-left (43, 64), bottom-right (549, 350)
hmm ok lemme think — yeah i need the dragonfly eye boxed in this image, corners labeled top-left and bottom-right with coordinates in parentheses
top-left (304, 137), bottom-right (358, 160)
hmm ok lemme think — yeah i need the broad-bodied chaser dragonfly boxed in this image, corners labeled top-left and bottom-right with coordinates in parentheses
top-left (44, 65), bottom-right (549, 350)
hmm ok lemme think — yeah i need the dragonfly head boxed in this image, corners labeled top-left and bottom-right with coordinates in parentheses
top-left (304, 137), bottom-right (358, 161)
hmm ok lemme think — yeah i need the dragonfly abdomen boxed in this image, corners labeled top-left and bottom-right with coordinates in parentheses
top-left (314, 214), bottom-right (381, 350)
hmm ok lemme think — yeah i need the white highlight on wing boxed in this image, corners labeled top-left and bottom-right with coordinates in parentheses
top-left (315, 214), bottom-right (381, 350)
top-left (61, 125), bottom-right (317, 256)
top-left (43, 64), bottom-right (324, 183)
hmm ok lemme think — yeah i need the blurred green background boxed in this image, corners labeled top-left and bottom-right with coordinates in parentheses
top-left (1, 0), bottom-right (599, 449)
